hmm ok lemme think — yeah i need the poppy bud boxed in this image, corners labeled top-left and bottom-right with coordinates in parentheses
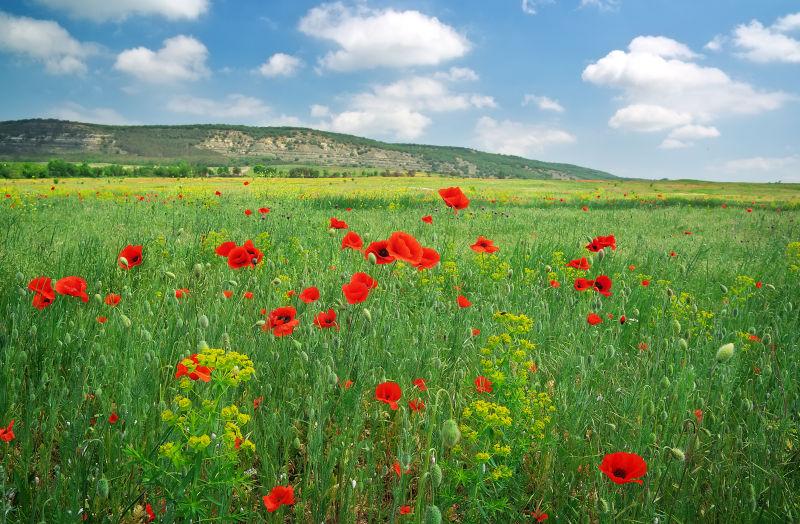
top-left (441, 419), bottom-right (461, 448)
top-left (762, 333), bottom-right (771, 345)
top-left (671, 320), bottom-right (681, 334)
top-left (424, 505), bottom-right (442, 524)
top-left (660, 376), bottom-right (671, 388)
top-left (299, 348), bottom-right (308, 360)
top-left (716, 343), bottom-right (735, 362)
top-left (732, 307), bottom-right (739, 317)
top-left (221, 332), bottom-right (231, 349)
top-left (787, 302), bottom-right (793, 312)
top-left (255, 320), bottom-right (266, 327)
top-left (64, 333), bottom-right (72, 345)
top-left (118, 256), bottom-right (129, 268)
top-left (646, 400), bottom-right (655, 416)
top-left (197, 340), bottom-right (209, 351)
top-left (141, 329), bottom-right (152, 341)
top-left (367, 252), bottom-right (378, 264)
top-left (119, 314), bottom-right (132, 328)
top-left (198, 314), bottom-right (209, 329)
top-left (670, 447), bottom-right (686, 461)
top-left (545, 265), bottom-right (552, 273)
top-left (293, 437), bottom-right (302, 450)
top-left (666, 288), bottom-right (674, 297)
top-left (94, 293), bottom-right (102, 303)
top-left (15, 271), bottom-right (24, 281)
top-left (97, 477), bottom-right (110, 499)
top-left (30, 325), bottom-right (37, 336)
top-left (679, 338), bottom-right (688, 350)
top-left (175, 317), bottom-right (183, 329)
top-left (192, 264), bottom-right (203, 277)
top-left (719, 284), bottom-right (728, 294)
top-left (743, 398), bottom-right (753, 411)
top-left (430, 463), bottom-right (443, 487)
top-left (271, 277), bottom-right (281, 286)
top-left (165, 271), bottom-right (176, 279)
top-left (600, 498), bottom-right (609, 513)
top-left (765, 283), bottom-right (775, 290)
top-left (362, 308), bottom-right (372, 322)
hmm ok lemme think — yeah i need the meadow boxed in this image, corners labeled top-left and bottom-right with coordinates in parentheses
top-left (0, 175), bottom-right (799, 523)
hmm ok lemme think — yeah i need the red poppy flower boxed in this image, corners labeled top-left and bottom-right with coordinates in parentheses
top-left (375, 381), bottom-right (402, 410)
top-left (628, 265), bottom-right (636, 271)
top-left (175, 354), bottom-right (212, 382)
top-left (329, 217), bottom-right (348, 229)
top-left (254, 396), bottom-right (264, 409)
top-left (55, 276), bottom-right (89, 302)
top-left (313, 309), bottom-right (339, 330)
top-left (574, 278), bottom-right (594, 291)
top-left (414, 247), bottom-right (440, 270)
top-left (244, 209), bottom-right (252, 216)
top-left (412, 378), bottom-right (427, 391)
top-left (215, 190), bottom-right (221, 196)
top-left (399, 505), bottom-right (413, 515)
top-left (342, 281), bottom-right (369, 304)
top-left (694, 409), bottom-right (703, 424)
top-left (586, 235), bottom-right (616, 252)
top-left (567, 257), bottom-right (590, 271)
top-left (243, 291), bottom-right (254, 300)
top-left (587, 313), bottom-right (603, 325)
top-left (438, 186), bottom-right (469, 210)
top-left (474, 376), bottom-right (493, 393)
top-left (619, 315), bottom-right (627, 324)
top-left (549, 280), bottom-right (560, 288)
top-left (265, 306), bottom-right (299, 337)
top-left (145, 503), bottom-right (155, 522)
top-left (641, 280), bottom-right (650, 287)
top-left (351, 272), bottom-right (378, 289)
top-left (408, 398), bottom-right (425, 412)
top-left (108, 412), bottom-right (119, 424)
top-left (263, 485), bottom-right (295, 513)
top-left (227, 247), bottom-right (253, 269)
top-left (216, 241), bottom-right (237, 257)
top-left (746, 208), bottom-right (752, 213)
top-left (364, 240), bottom-right (396, 264)
top-left (755, 281), bottom-right (762, 289)
top-left (242, 240), bottom-right (264, 264)
top-left (342, 379), bottom-right (353, 389)
top-left (104, 293), bottom-right (121, 306)
top-left (244, 181), bottom-right (250, 186)
top-left (259, 207), bottom-right (270, 214)
top-left (581, 205), bottom-right (589, 212)
top-left (222, 290), bottom-right (233, 299)
top-left (299, 286), bottom-right (320, 303)
top-left (421, 215), bottom-right (433, 224)
top-left (118, 245), bottom-right (143, 269)
top-left (470, 236), bottom-right (499, 253)
top-left (592, 275), bottom-right (613, 297)
top-left (393, 461), bottom-right (411, 477)
top-left (0, 420), bottom-right (14, 443)
top-left (457, 295), bottom-right (471, 308)
top-left (386, 231), bottom-right (423, 265)
top-left (341, 231), bottom-right (363, 250)
top-left (471, 328), bottom-right (481, 336)
top-left (28, 276), bottom-right (55, 310)
top-left (175, 288), bottom-right (190, 299)
top-left (96, 316), bottom-right (107, 324)
top-left (598, 452), bottom-right (647, 484)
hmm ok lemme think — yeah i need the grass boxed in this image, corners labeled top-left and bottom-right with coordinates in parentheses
top-left (0, 175), bottom-right (798, 522)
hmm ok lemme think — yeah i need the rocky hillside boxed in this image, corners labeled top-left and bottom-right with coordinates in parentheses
top-left (0, 119), bottom-right (617, 180)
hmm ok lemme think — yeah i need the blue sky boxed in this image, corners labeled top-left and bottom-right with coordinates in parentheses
top-left (0, 0), bottom-right (798, 182)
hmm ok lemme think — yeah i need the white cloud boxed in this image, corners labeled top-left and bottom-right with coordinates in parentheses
top-left (732, 15), bottom-right (800, 64)
top-left (434, 66), bottom-right (479, 82)
top-left (659, 124), bottom-right (719, 149)
top-left (310, 104), bottom-right (330, 118)
top-left (521, 0), bottom-right (554, 15)
top-left (298, 2), bottom-right (470, 71)
top-left (167, 94), bottom-right (271, 120)
top-left (583, 35), bottom-right (789, 147)
top-left (717, 155), bottom-right (799, 173)
top-left (49, 102), bottom-right (131, 124)
top-left (474, 116), bottom-right (575, 157)
top-left (609, 104), bottom-right (692, 132)
top-left (114, 35), bottom-right (210, 83)
top-left (522, 94), bottom-right (565, 112)
top-left (658, 138), bottom-right (689, 150)
top-left (257, 53), bottom-right (302, 77)
top-left (33, 0), bottom-right (208, 21)
top-left (579, 0), bottom-right (621, 11)
top-left (318, 76), bottom-right (494, 140)
top-left (704, 35), bottom-right (726, 52)
top-left (0, 11), bottom-right (96, 74)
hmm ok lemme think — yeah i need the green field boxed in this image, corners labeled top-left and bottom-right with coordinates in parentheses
top-left (0, 176), bottom-right (799, 522)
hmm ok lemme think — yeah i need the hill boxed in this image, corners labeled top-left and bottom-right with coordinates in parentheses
top-left (0, 119), bottom-right (617, 180)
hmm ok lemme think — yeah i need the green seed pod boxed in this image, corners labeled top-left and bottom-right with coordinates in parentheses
top-left (441, 419), bottom-right (461, 448)
top-left (679, 338), bottom-right (688, 350)
top-left (670, 447), bottom-right (686, 461)
top-left (198, 314), bottom-right (209, 329)
top-left (119, 314), bottom-right (132, 328)
top-left (362, 308), bottom-right (372, 322)
top-left (430, 463), bottom-right (443, 487)
top-left (293, 437), bottom-right (302, 449)
top-left (716, 343), bottom-right (735, 362)
top-left (197, 340), bottom-right (209, 351)
top-left (719, 284), bottom-right (728, 294)
top-left (424, 505), bottom-right (442, 524)
top-left (164, 271), bottom-right (176, 279)
top-left (97, 477), bottom-right (110, 499)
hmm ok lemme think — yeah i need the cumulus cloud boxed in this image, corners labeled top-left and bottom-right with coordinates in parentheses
top-left (473, 116), bottom-right (575, 157)
top-left (318, 76), bottom-right (495, 140)
top-left (0, 11), bottom-right (97, 74)
top-left (32, 0), bottom-right (208, 21)
top-left (114, 35), bottom-right (210, 84)
top-left (49, 102), bottom-right (131, 124)
top-left (310, 104), bottom-right (330, 118)
top-left (298, 2), bottom-right (470, 71)
top-left (659, 125), bottom-right (720, 149)
top-left (434, 66), bottom-right (479, 82)
top-left (718, 155), bottom-right (798, 173)
top-left (521, 0), bottom-right (554, 15)
top-left (583, 35), bottom-right (789, 148)
top-left (522, 94), bottom-right (565, 112)
top-left (732, 12), bottom-right (800, 63)
top-left (257, 53), bottom-right (302, 77)
top-left (704, 35), bottom-right (726, 52)
top-left (579, 0), bottom-right (621, 11)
